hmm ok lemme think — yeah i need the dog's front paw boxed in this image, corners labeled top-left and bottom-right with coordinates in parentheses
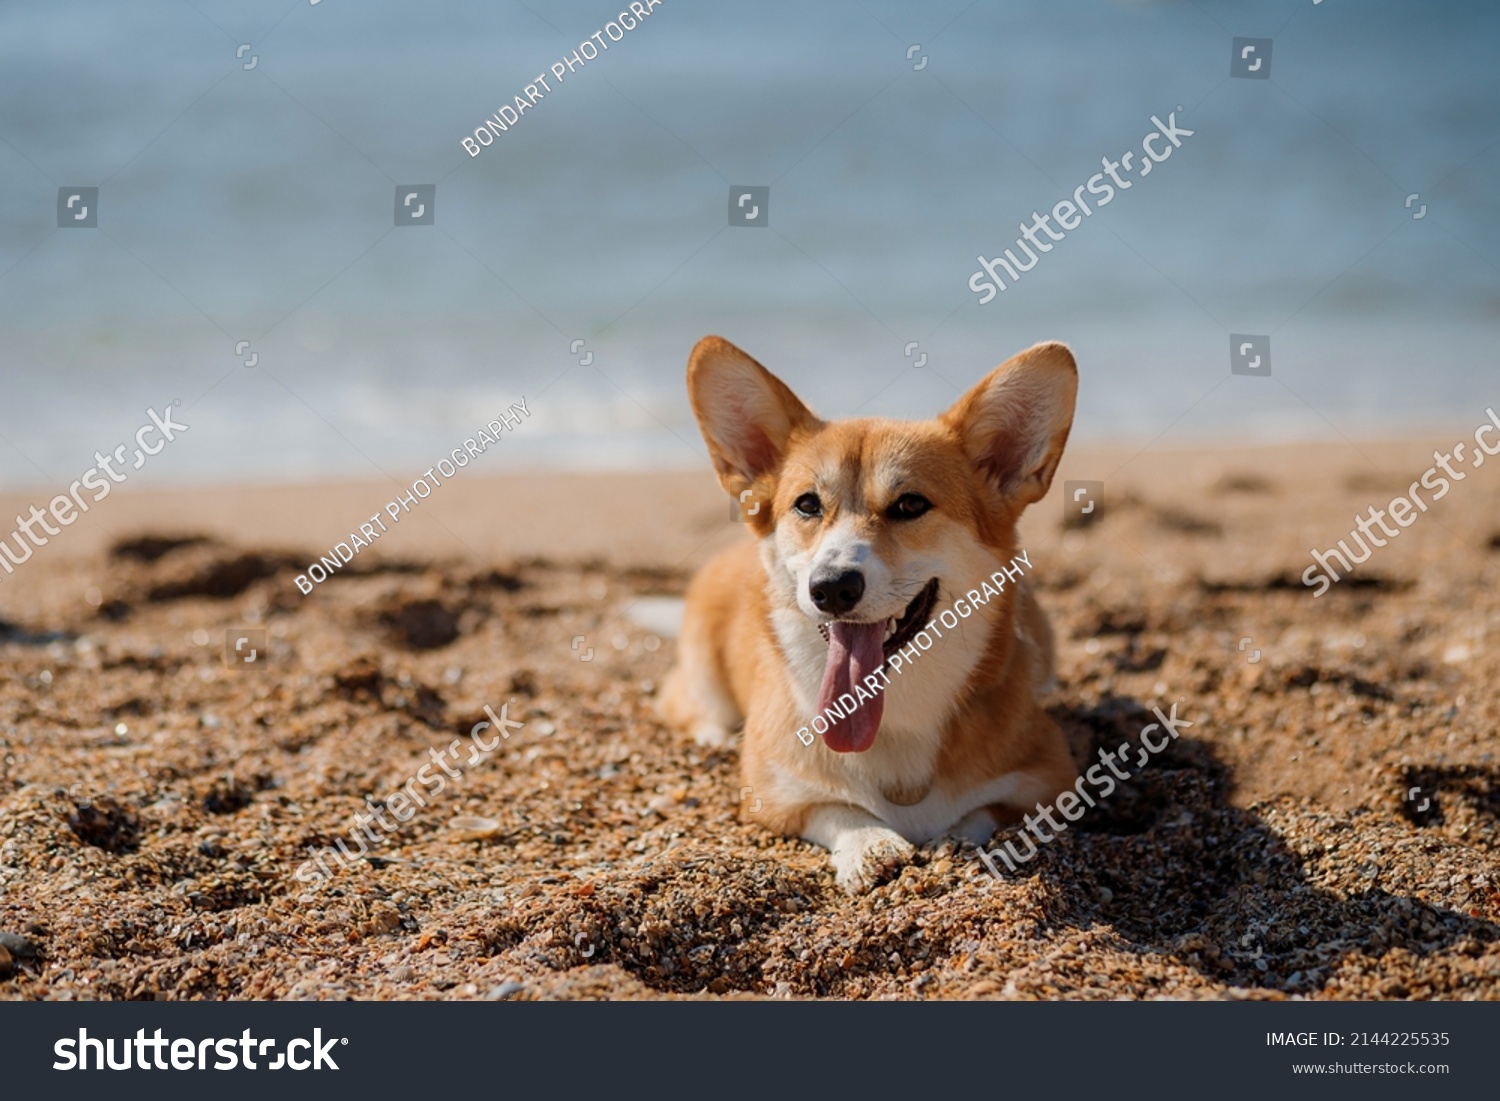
top-left (947, 807), bottom-right (998, 847)
top-left (691, 722), bottom-right (733, 749)
top-left (831, 828), bottom-right (915, 895)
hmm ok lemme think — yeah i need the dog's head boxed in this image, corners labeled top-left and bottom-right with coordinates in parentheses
top-left (687, 335), bottom-right (1076, 753)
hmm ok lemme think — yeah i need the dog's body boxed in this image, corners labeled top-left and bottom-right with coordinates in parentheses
top-left (660, 337), bottom-right (1080, 892)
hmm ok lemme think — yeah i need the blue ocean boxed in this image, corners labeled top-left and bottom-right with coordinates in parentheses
top-left (0, 0), bottom-right (1496, 486)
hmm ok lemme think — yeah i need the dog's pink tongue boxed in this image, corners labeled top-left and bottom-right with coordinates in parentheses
top-left (816, 621), bottom-right (886, 753)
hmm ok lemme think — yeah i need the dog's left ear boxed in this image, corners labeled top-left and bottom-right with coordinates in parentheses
top-left (941, 341), bottom-right (1077, 507)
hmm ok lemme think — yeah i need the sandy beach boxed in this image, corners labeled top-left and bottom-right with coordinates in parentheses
top-left (0, 435), bottom-right (1497, 1001)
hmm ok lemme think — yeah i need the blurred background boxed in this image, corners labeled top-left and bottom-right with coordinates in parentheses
top-left (1, 0), bottom-right (1497, 486)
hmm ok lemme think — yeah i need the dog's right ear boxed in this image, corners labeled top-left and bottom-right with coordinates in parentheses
top-left (687, 336), bottom-right (820, 498)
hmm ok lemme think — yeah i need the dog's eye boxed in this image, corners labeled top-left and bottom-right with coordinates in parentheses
top-left (888, 493), bottom-right (932, 520)
top-left (793, 493), bottom-right (822, 518)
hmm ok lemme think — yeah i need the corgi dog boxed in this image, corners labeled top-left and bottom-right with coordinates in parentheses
top-left (660, 336), bottom-right (1081, 893)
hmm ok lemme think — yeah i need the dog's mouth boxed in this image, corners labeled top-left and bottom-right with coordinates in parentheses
top-left (816, 577), bottom-right (940, 663)
top-left (813, 578), bottom-right (940, 754)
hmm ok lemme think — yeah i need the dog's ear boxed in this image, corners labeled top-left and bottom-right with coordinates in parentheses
top-left (687, 336), bottom-right (819, 496)
top-left (941, 341), bottom-right (1077, 507)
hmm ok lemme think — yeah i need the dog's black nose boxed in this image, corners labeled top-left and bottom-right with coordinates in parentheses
top-left (809, 570), bottom-right (865, 617)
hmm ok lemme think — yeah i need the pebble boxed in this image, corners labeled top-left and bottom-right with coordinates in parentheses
top-left (0, 944), bottom-right (12, 979)
top-left (449, 816), bottom-right (503, 841)
top-left (0, 932), bottom-right (38, 959)
top-left (486, 980), bottom-right (525, 1000)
